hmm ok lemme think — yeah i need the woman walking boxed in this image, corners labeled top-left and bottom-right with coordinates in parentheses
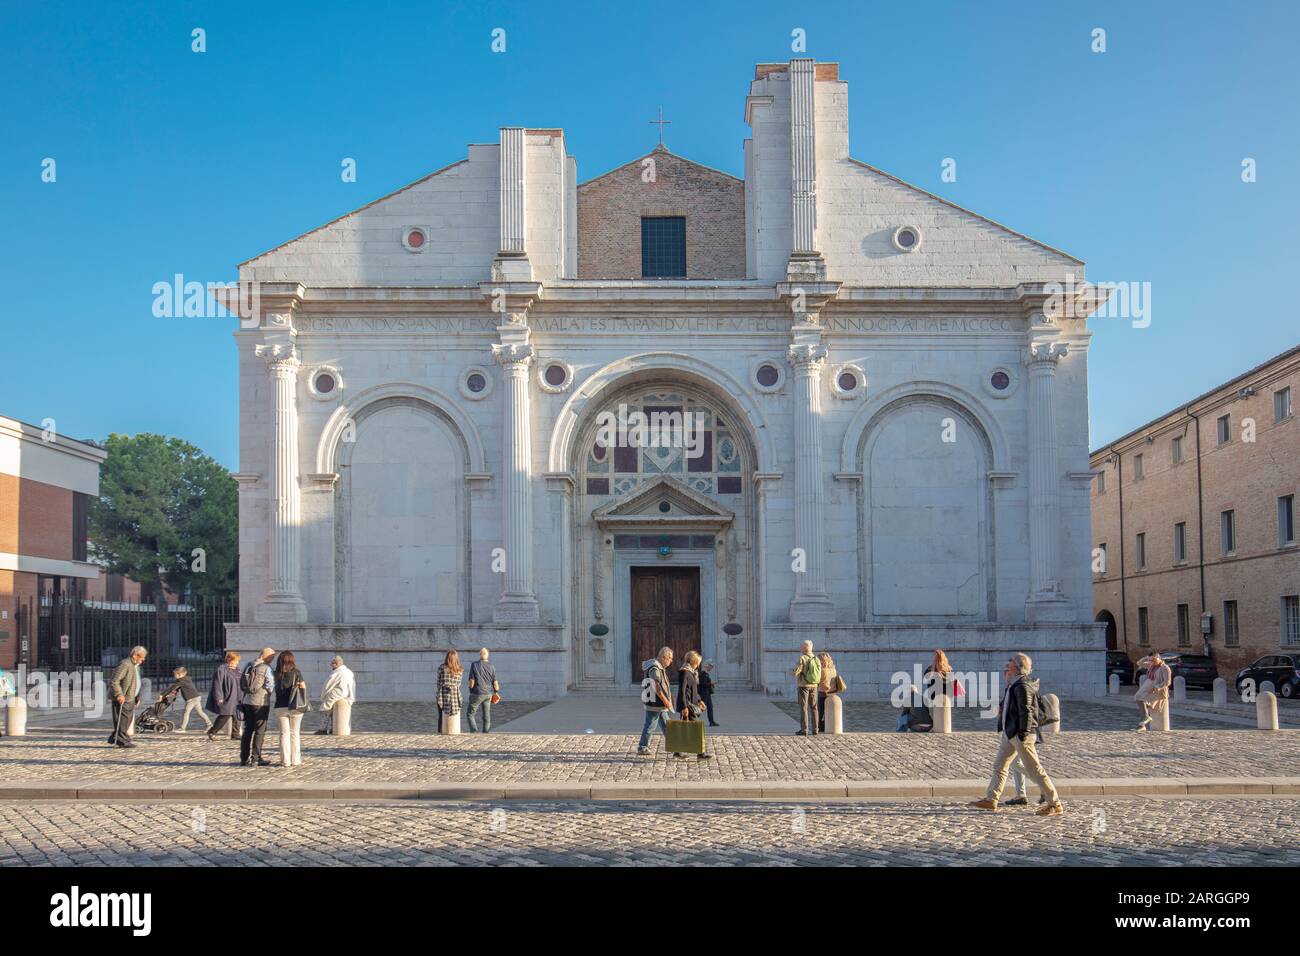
top-left (437, 650), bottom-right (464, 733)
top-left (1134, 653), bottom-right (1171, 731)
top-left (272, 651), bottom-right (309, 767)
top-left (816, 651), bottom-right (840, 734)
top-left (673, 651), bottom-right (712, 761)
top-left (206, 652), bottom-right (243, 741)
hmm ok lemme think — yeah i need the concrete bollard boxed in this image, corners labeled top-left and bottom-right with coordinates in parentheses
top-left (1260, 680), bottom-right (1276, 696)
top-left (4, 697), bottom-right (28, 736)
top-left (1172, 676), bottom-right (1186, 702)
top-left (932, 693), bottom-right (952, 734)
top-left (1045, 693), bottom-right (1061, 734)
top-left (441, 711), bottom-right (461, 735)
top-left (333, 699), bottom-right (353, 737)
top-left (1155, 704), bottom-right (1170, 732)
top-left (824, 694), bottom-right (844, 735)
top-left (1212, 677), bottom-right (1227, 707)
top-left (1108, 673), bottom-right (1120, 695)
top-left (1257, 691), bottom-right (1279, 731)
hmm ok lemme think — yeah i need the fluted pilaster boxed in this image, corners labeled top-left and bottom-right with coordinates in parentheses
top-left (491, 341), bottom-right (540, 623)
top-left (1024, 340), bottom-right (1072, 621)
top-left (788, 342), bottom-right (835, 623)
top-left (254, 342), bottom-right (307, 623)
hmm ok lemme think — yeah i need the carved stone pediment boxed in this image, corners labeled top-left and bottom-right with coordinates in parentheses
top-left (592, 476), bottom-right (734, 532)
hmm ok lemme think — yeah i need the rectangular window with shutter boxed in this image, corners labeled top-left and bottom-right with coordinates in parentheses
top-left (1224, 600), bottom-right (1239, 647)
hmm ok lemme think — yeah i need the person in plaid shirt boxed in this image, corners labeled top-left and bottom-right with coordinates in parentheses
top-left (436, 650), bottom-right (464, 731)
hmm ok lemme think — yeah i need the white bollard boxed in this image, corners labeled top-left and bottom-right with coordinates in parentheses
top-left (4, 697), bottom-right (27, 737)
top-left (1155, 703), bottom-right (1170, 732)
top-left (1045, 693), bottom-right (1061, 734)
top-left (932, 693), bottom-right (952, 734)
top-left (1172, 676), bottom-right (1186, 702)
top-left (441, 711), bottom-right (461, 735)
top-left (333, 699), bottom-right (352, 737)
top-left (1260, 680), bottom-right (1276, 696)
top-left (1212, 677), bottom-right (1227, 707)
top-left (825, 694), bottom-right (844, 735)
top-left (1257, 691), bottom-right (1279, 731)
top-left (1108, 673), bottom-right (1120, 696)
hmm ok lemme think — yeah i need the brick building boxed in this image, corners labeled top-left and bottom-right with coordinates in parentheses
top-left (1091, 345), bottom-right (1300, 675)
top-left (0, 415), bottom-right (107, 669)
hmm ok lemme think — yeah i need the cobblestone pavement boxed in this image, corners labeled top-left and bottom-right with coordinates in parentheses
top-left (0, 798), bottom-right (1294, 866)
top-left (1, 725), bottom-right (1294, 784)
top-left (774, 700), bottom-right (1248, 732)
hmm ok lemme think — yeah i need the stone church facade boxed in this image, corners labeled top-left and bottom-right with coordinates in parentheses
top-left (226, 60), bottom-right (1105, 700)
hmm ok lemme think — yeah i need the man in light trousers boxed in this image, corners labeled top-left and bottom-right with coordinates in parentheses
top-left (970, 652), bottom-right (1064, 816)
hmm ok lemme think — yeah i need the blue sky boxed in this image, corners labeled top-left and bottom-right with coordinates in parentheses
top-left (2, 0), bottom-right (1296, 468)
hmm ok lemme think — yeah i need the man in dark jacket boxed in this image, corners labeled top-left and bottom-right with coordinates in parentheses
top-left (970, 653), bottom-right (1063, 816)
top-left (206, 652), bottom-right (243, 740)
top-left (107, 646), bottom-right (147, 748)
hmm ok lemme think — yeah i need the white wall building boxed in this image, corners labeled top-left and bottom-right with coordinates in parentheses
top-left (226, 60), bottom-right (1104, 700)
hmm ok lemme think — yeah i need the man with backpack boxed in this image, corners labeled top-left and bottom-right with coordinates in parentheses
top-left (238, 647), bottom-right (275, 767)
top-left (969, 652), bottom-right (1064, 816)
top-left (792, 640), bottom-right (822, 736)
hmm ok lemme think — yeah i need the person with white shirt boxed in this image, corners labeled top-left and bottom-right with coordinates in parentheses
top-left (315, 656), bottom-right (356, 735)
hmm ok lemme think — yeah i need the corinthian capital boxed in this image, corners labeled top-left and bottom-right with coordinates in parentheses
top-left (255, 342), bottom-right (299, 370)
top-left (788, 343), bottom-right (828, 371)
top-left (1025, 341), bottom-right (1068, 366)
top-left (491, 342), bottom-right (534, 368)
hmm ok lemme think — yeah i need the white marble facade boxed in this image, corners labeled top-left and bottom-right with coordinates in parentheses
top-left (226, 60), bottom-right (1105, 700)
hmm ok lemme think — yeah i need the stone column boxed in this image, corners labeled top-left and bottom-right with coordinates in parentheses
top-left (1024, 340), bottom-right (1071, 622)
top-left (491, 341), bottom-right (540, 623)
top-left (788, 343), bottom-right (835, 623)
top-left (255, 342), bottom-right (307, 622)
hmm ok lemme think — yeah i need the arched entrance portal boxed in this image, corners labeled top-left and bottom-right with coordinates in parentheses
top-left (568, 379), bottom-right (759, 689)
top-left (1095, 609), bottom-right (1118, 650)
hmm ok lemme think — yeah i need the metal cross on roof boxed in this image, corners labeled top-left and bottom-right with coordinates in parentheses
top-left (648, 106), bottom-right (671, 146)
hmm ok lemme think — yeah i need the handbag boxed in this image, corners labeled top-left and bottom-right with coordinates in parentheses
top-left (490, 693), bottom-right (501, 705)
top-left (832, 675), bottom-right (847, 694)
top-left (664, 717), bottom-right (706, 755)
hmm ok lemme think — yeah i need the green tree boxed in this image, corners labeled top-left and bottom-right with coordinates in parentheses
top-left (88, 434), bottom-right (237, 645)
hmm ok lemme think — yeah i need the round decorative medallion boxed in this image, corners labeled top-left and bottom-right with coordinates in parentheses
top-left (308, 366), bottom-right (343, 401)
top-left (589, 623), bottom-right (609, 637)
top-left (723, 622), bottom-right (743, 636)
top-left (402, 226), bottom-right (428, 252)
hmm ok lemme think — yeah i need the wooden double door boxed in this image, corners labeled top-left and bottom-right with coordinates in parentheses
top-left (630, 566), bottom-right (700, 683)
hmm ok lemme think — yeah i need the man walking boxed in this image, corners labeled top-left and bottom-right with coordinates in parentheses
top-left (107, 646), bottom-right (147, 748)
top-left (315, 655), bottom-right (356, 735)
top-left (239, 647), bottom-right (275, 767)
top-left (792, 640), bottom-right (821, 736)
top-left (466, 648), bottom-right (499, 733)
top-left (637, 646), bottom-right (674, 756)
top-left (970, 652), bottom-right (1064, 816)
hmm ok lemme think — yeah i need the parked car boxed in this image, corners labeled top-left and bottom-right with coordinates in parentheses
top-left (1235, 655), bottom-right (1300, 700)
top-left (1132, 651), bottom-right (1219, 690)
top-left (1106, 651), bottom-right (1133, 685)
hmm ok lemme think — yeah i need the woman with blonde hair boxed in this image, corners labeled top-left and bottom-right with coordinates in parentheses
top-left (672, 650), bottom-right (712, 761)
top-left (816, 651), bottom-right (841, 733)
top-left (437, 650), bottom-right (464, 733)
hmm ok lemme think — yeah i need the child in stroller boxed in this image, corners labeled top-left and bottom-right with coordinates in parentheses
top-left (135, 688), bottom-right (178, 734)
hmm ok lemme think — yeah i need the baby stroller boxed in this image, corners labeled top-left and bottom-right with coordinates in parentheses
top-left (135, 689), bottom-right (178, 734)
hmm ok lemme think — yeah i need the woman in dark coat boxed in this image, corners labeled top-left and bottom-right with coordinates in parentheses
top-left (205, 651), bottom-right (243, 741)
top-left (673, 651), bottom-right (712, 761)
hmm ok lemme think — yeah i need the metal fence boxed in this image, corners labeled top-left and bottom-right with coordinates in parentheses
top-left (12, 594), bottom-right (238, 694)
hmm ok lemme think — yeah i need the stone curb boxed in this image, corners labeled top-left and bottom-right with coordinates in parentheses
top-left (0, 777), bottom-right (1298, 802)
